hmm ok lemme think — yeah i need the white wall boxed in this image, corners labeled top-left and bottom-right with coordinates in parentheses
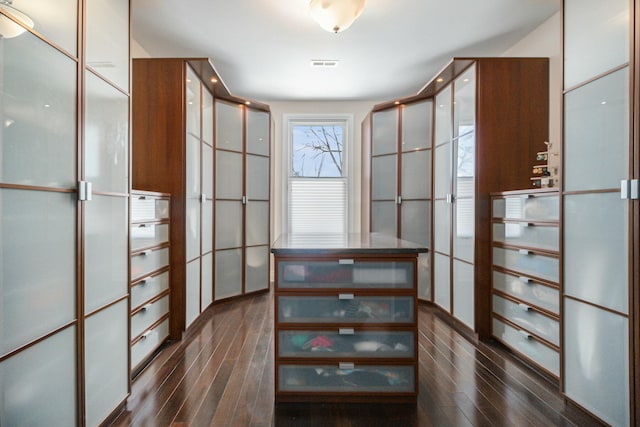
top-left (502, 12), bottom-right (562, 182)
top-left (131, 39), bottom-right (151, 58)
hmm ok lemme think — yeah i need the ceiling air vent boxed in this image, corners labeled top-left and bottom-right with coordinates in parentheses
top-left (310, 59), bottom-right (339, 68)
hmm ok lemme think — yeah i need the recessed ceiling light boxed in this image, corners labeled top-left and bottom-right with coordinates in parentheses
top-left (211, 77), bottom-right (218, 83)
top-left (311, 59), bottom-right (339, 68)
top-left (436, 78), bottom-right (444, 83)
top-left (245, 101), bottom-right (251, 105)
top-left (394, 101), bottom-right (400, 105)
top-left (463, 78), bottom-right (470, 82)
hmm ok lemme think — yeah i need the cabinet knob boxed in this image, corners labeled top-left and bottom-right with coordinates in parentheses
top-left (518, 249), bottom-right (532, 255)
top-left (518, 303), bottom-right (532, 312)
top-left (140, 276), bottom-right (154, 285)
top-left (518, 330), bottom-right (532, 340)
top-left (518, 276), bottom-right (532, 284)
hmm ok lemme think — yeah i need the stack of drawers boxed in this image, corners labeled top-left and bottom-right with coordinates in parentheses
top-left (491, 189), bottom-right (560, 377)
top-left (130, 191), bottom-right (171, 375)
top-left (274, 256), bottom-right (418, 402)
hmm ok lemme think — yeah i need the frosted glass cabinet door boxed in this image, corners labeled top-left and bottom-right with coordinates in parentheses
top-left (372, 109), bottom-right (398, 155)
top-left (453, 65), bottom-right (476, 138)
top-left (401, 100), bottom-right (432, 150)
top-left (245, 246), bottom-right (269, 293)
top-left (216, 249), bottom-right (243, 300)
top-left (186, 197), bottom-right (201, 261)
top-left (185, 68), bottom-right (201, 137)
top-left (434, 253), bottom-right (451, 311)
top-left (1, 32), bottom-right (77, 189)
top-left (201, 253), bottom-right (213, 311)
top-left (372, 155), bottom-right (397, 200)
top-left (0, 326), bottom-right (76, 427)
top-left (564, 0), bottom-right (629, 89)
top-left (564, 67), bottom-right (629, 192)
top-left (187, 134), bottom-right (201, 197)
top-left (434, 86), bottom-right (452, 146)
top-left (401, 150), bottom-right (430, 199)
top-left (202, 89), bottom-right (214, 145)
top-left (246, 201), bottom-right (269, 246)
top-left (453, 197), bottom-right (474, 263)
top-left (215, 201), bottom-right (243, 249)
top-left (433, 200), bottom-right (450, 255)
top-left (203, 141), bottom-right (214, 199)
top-left (84, 72), bottom-right (129, 194)
top-left (216, 101), bottom-right (243, 152)
top-left (1, 189), bottom-right (76, 355)
top-left (417, 252), bottom-right (431, 301)
top-left (216, 150), bottom-right (243, 199)
top-left (371, 201), bottom-right (397, 236)
top-left (186, 259), bottom-right (201, 327)
top-left (401, 200), bottom-right (430, 246)
top-left (246, 109), bottom-right (270, 156)
top-left (434, 143), bottom-right (451, 199)
top-left (246, 154), bottom-right (269, 200)
top-left (453, 260), bottom-right (474, 328)
top-left (85, 0), bottom-right (129, 91)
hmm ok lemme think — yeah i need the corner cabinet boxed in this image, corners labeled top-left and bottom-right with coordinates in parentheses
top-left (272, 233), bottom-right (426, 402)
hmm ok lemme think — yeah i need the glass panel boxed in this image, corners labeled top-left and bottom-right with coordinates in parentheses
top-left (130, 223), bottom-right (169, 252)
top-left (434, 86), bottom-right (452, 146)
top-left (493, 270), bottom-right (559, 314)
top-left (1, 189), bottom-right (75, 355)
top-left (0, 326), bottom-right (76, 426)
top-left (371, 108), bottom-right (398, 155)
top-left (216, 150), bottom-right (243, 199)
top-left (1, 32), bottom-right (76, 188)
top-left (131, 196), bottom-right (169, 222)
top-left (370, 201), bottom-right (396, 236)
top-left (564, 298), bottom-right (629, 426)
top-left (186, 259), bottom-right (200, 327)
top-left (493, 223), bottom-right (559, 252)
top-left (202, 199), bottom-right (213, 253)
top-left (185, 68), bottom-right (200, 138)
top-left (434, 143), bottom-right (451, 199)
top-left (453, 260), bottom-right (474, 328)
top-left (564, 67), bottom-right (629, 192)
top-left (246, 201), bottom-right (269, 247)
top-left (493, 194), bottom-right (559, 221)
top-left (434, 253), bottom-right (450, 311)
top-left (130, 247), bottom-right (169, 281)
top-left (85, 72), bottom-right (128, 193)
top-left (433, 200), bottom-right (450, 255)
top-left (186, 134), bottom-right (201, 196)
top-left (492, 294), bottom-right (559, 346)
top-left (203, 142), bottom-right (213, 198)
top-left (245, 245), bottom-right (269, 293)
top-left (401, 100), bottom-right (432, 150)
top-left (453, 197), bottom-right (474, 263)
top-left (564, 0), bottom-right (629, 89)
top-left (454, 133), bottom-right (475, 196)
top-left (453, 65), bottom-right (476, 138)
top-left (215, 248), bottom-right (243, 300)
top-left (85, 301), bottom-right (128, 427)
top-left (131, 295), bottom-right (169, 338)
top-left (201, 253), bottom-right (213, 310)
top-left (84, 195), bottom-right (128, 314)
top-left (246, 109), bottom-right (270, 155)
top-left (215, 201), bottom-right (242, 249)
top-left (564, 193), bottom-right (628, 313)
top-left (215, 101), bottom-right (243, 152)
top-left (417, 253), bottom-right (431, 301)
top-left (202, 88), bottom-right (213, 145)
top-left (291, 124), bottom-right (344, 178)
top-left (372, 154), bottom-right (397, 200)
top-left (401, 150), bottom-right (430, 199)
top-left (85, 0), bottom-right (129, 91)
top-left (7, 0), bottom-right (78, 55)
top-left (131, 318), bottom-right (168, 369)
top-left (186, 197), bottom-right (201, 261)
top-left (246, 154), bottom-right (269, 200)
top-left (493, 247), bottom-right (559, 283)
top-left (400, 200), bottom-right (430, 246)
top-left (131, 270), bottom-right (169, 310)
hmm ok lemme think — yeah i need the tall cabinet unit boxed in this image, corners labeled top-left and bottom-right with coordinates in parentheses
top-left (214, 100), bottom-right (271, 301)
top-left (369, 101), bottom-right (432, 301)
top-left (0, 0), bottom-right (131, 425)
top-left (562, 0), bottom-right (637, 425)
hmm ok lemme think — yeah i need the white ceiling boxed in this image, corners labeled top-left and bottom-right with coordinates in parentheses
top-left (131, 0), bottom-right (560, 102)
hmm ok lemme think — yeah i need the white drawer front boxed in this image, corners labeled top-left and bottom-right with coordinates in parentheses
top-left (492, 318), bottom-right (559, 376)
top-left (130, 223), bottom-right (169, 252)
top-left (493, 247), bottom-right (559, 283)
top-left (492, 195), bottom-right (559, 221)
top-left (492, 223), bottom-right (559, 252)
top-left (131, 295), bottom-right (169, 339)
top-left (492, 270), bottom-right (559, 314)
top-left (492, 294), bottom-right (559, 346)
top-left (131, 196), bottom-right (169, 222)
top-left (131, 318), bottom-right (169, 369)
top-left (131, 271), bottom-right (170, 310)
top-left (131, 247), bottom-right (169, 281)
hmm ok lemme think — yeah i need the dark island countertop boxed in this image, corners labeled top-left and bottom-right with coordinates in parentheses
top-left (271, 233), bottom-right (429, 256)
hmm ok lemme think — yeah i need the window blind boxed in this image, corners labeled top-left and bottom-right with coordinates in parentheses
top-left (288, 178), bottom-right (346, 234)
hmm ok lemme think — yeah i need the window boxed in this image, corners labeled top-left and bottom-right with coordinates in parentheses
top-left (285, 116), bottom-right (351, 234)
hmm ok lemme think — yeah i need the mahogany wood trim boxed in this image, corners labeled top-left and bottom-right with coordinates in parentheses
top-left (130, 241), bottom-right (170, 257)
top-left (0, 183), bottom-right (76, 192)
top-left (563, 62), bottom-right (630, 94)
top-left (492, 289), bottom-right (559, 320)
top-left (131, 190), bottom-right (171, 198)
top-left (84, 294), bottom-right (130, 319)
top-left (563, 294), bottom-right (630, 319)
top-left (563, 396), bottom-right (613, 427)
top-left (492, 241), bottom-right (560, 259)
top-left (562, 188), bottom-right (620, 196)
top-left (633, 1), bottom-right (640, 422)
top-left (130, 313), bottom-right (170, 345)
top-left (492, 312), bottom-right (559, 352)
top-left (396, 107), bottom-right (403, 239)
top-left (130, 266), bottom-right (170, 287)
top-left (492, 265), bottom-right (560, 290)
top-left (0, 320), bottom-right (77, 363)
top-left (490, 188), bottom-right (559, 197)
top-left (130, 290), bottom-right (170, 317)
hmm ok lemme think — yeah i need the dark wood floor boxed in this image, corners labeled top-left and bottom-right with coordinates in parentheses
top-left (110, 292), bottom-right (603, 427)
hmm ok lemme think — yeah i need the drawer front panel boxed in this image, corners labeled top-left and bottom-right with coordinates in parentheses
top-left (131, 318), bottom-right (169, 369)
top-left (277, 329), bottom-right (415, 359)
top-left (278, 260), bottom-right (414, 290)
top-left (492, 195), bottom-right (559, 221)
top-left (492, 318), bottom-right (559, 376)
top-left (492, 223), bottom-right (559, 252)
top-left (131, 295), bottom-right (169, 339)
top-left (131, 196), bottom-right (170, 222)
top-left (130, 223), bottom-right (169, 252)
top-left (493, 247), bottom-right (559, 283)
top-left (492, 270), bottom-right (559, 314)
top-left (278, 364), bottom-right (415, 394)
top-left (278, 295), bottom-right (414, 324)
top-left (492, 294), bottom-right (559, 346)
top-left (131, 271), bottom-right (170, 310)
top-left (131, 247), bottom-right (169, 281)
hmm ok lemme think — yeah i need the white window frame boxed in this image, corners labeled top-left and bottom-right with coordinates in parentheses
top-left (282, 113), bottom-right (354, 234)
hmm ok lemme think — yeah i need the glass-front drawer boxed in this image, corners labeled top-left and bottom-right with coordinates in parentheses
top-left (131, 318), bottom-right (169, 369)
top-left (492, 270), bottom-right (559, 314)
top-left (278, 295), bottom-right (414, 324)
top-left (131, 294), bottom-right (169, 339)
top-left (278, 329), bottom-right (415, 359)
top-left (492, 195), bottom-right (559, 221)
top-left (492, 294), bottom-right (559, 346)
top-left (131, 247), bottom-right (169, 281)
top-left (131, 195), bottom-right (170, 222)
top-left (493, 247), bottom-right (559, 283)
top-left (277, 260), bottom-right (414, 289)
top-left (278, 364), bottom-right (415, 394)
top-left (492, 318), bottom-right (559, 377)
top-left (130, 223), bottom-right (169, 252)
top-left (131, 270), bottom-right (170, 310)
top-left (492, 223), bottom-right (559, 252)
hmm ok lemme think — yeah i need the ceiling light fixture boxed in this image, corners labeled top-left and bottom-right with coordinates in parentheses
top-left (309, 0), bottom-right (366, 34)
top-left (0, 0), bottom-right (34, 39)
